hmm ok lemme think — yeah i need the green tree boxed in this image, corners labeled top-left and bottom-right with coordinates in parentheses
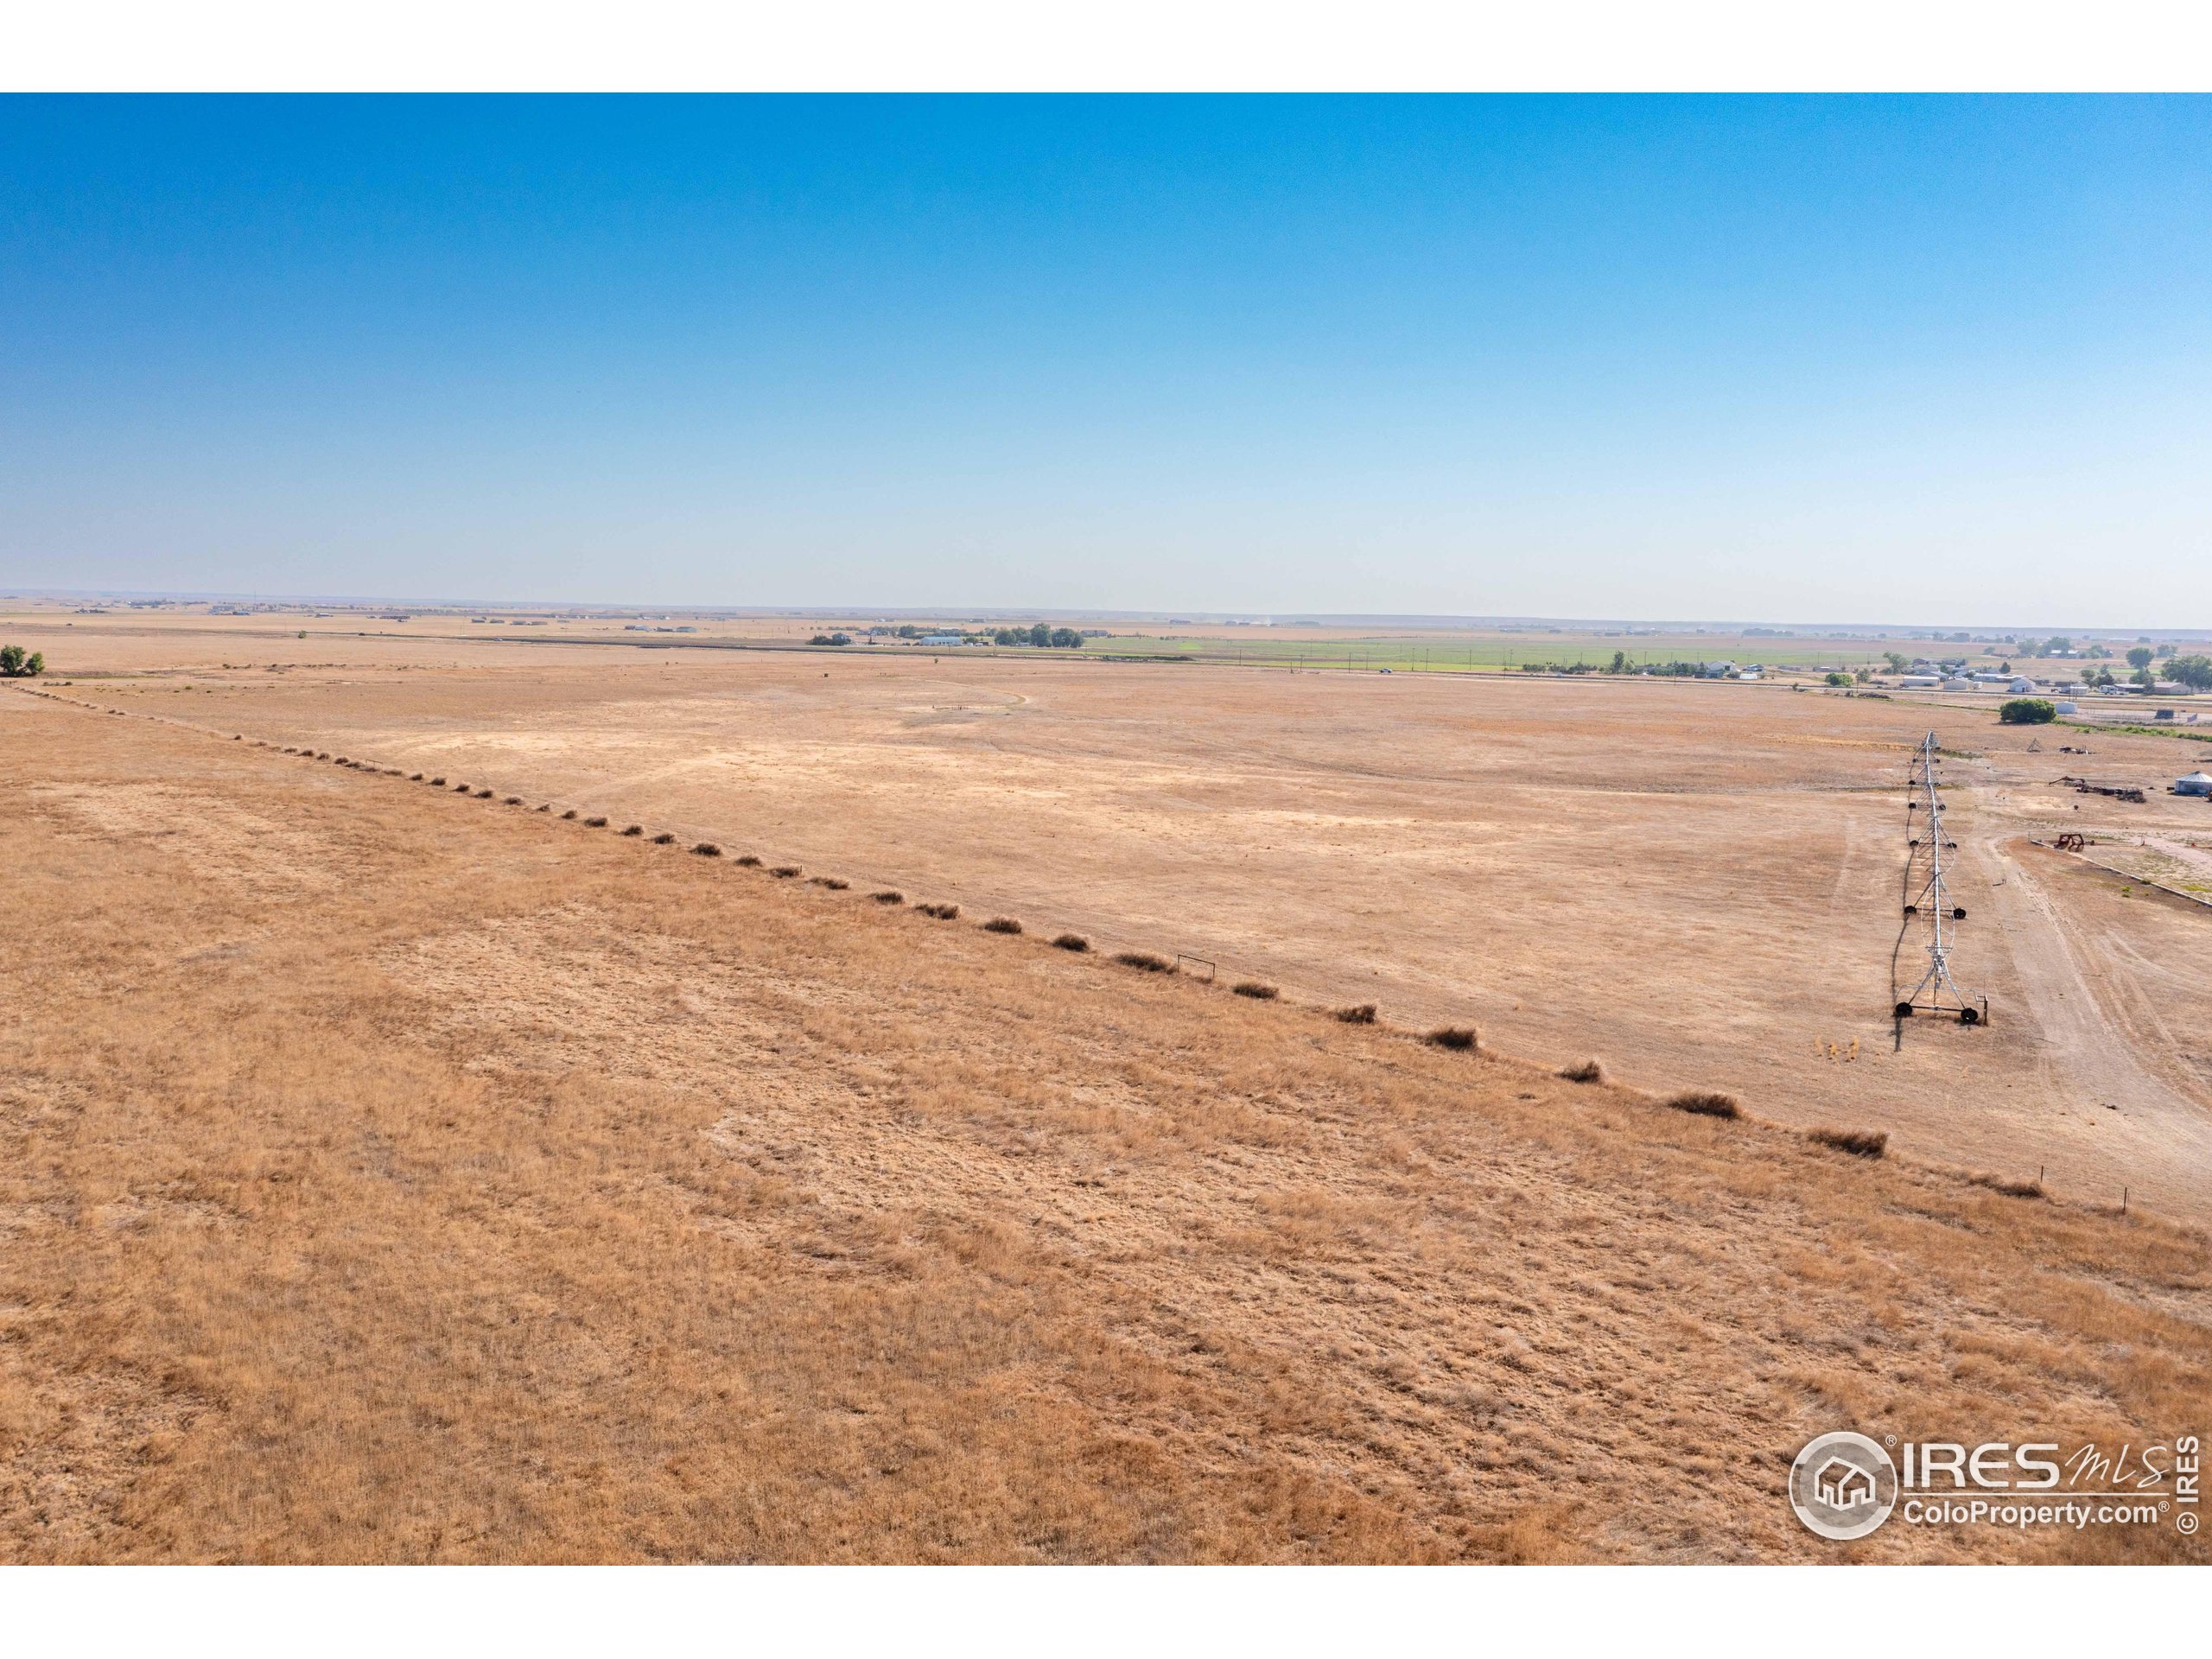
top-left (1999, 698), bottom-right (2056, 725)
top-left (1825, 671), bottom-right (1852, 687)
top-left (2127, 647), bottom-right (2154, 671)
top-left (0, 645), bottom-right (41, 677)
top-left (1610, 650), bottom-right (1628, 673)
top-left (1027, 622), bottom-right (1052, 647)
top-left (2167, 654), bottom-right (2212, 690)
top-left (1882, 652), bottom-right (1910, 674)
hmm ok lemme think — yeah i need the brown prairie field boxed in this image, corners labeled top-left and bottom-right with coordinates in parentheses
top-left (3, 613), bottom-right (2209, 1563)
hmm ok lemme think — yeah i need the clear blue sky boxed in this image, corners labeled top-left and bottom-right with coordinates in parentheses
top-left (3, 94), bottom-right (2206, 625)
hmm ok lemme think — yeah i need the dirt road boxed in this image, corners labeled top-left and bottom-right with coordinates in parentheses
top-left (1971, 837), bottom-right (2212, 1216)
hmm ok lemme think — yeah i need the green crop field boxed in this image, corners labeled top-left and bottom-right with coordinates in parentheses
top-left (1080, 629), bottom-right (1964, 676)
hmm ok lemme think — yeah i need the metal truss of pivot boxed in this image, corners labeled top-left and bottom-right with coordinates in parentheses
top-left (1893, 732), bottom-right (1989, 1027)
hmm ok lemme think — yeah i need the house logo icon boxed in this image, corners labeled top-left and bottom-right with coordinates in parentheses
top-left (1815, 1456), bottom-right (1878, 1510)
top-left (1789, 1432), bottom-right (1897, 1541)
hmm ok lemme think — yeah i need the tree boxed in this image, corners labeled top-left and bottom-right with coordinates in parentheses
top-left (1882, 652), bottom-right (1910, 675)
top-left (1027, 622), bottom-right (1052, 648)
top-left (2127, 647), bottom-right (2154, 671)
top-left (1048, 628), bottom-right (1083, 648)
top-left (1999, 698), bottom-right (2056, 725)
top-left (2168, 654), bottom-right (2212, 690)
top-left (0, 645), bottom-right (42, 677)
top-left (1610, 650), bottom-right (1628, 673)
top-left (2133, 667), bottom-right (2157, 689)
top-left (1825, 671), bottom-right (1853, 687)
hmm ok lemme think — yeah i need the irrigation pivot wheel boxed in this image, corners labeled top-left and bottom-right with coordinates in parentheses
top-left (1891, 733), bottom-right (1989, 1027)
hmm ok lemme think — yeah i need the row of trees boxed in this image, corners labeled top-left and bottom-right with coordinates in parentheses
top-left (2167, 654), bottom-right (2212, 690)
top-left (2076, 652), bottom-right (2212, 690)
top-left (2034, 639), bottom-right (2208, 671)
top-left (810, 625), bottom-right (1091, 649)
top-left (988, 625), bottom-right (1085, 648)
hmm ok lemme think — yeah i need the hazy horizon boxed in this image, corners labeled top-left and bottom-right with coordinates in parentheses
top-left (11, 585), bottom-right (2204, 640)
top-left (4, 95), bottom-right (2208, 626)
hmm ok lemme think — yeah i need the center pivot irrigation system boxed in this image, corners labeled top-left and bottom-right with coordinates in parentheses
top-left (1893, 731), bottom-right (1989, 1027)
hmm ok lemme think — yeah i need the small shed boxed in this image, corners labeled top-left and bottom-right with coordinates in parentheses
top-left (2177, 772), bottom-right (2212, 798)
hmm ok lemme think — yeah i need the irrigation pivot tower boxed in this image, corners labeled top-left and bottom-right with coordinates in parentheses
top-left (1894, 732), bottom-right (1987, 1026)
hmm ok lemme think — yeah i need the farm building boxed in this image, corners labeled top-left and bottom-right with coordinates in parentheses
top-left (2177, 772), bottom-right (2212, 798)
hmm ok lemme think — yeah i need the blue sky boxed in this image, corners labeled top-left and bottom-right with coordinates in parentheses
top-left (3, 94), bottom-right (2207, 624)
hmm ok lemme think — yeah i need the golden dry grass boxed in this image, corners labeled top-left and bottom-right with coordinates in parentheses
top-left (1, 690), bottom-right (2208, 1564)
top-left (16, 613), bottom-right (2212, 1221)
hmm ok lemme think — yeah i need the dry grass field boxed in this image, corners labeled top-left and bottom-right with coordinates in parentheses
top-left (16, 607), bottom-right (2209, 1219)
top-left (3, 663), bottom-right (2209, 1563)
